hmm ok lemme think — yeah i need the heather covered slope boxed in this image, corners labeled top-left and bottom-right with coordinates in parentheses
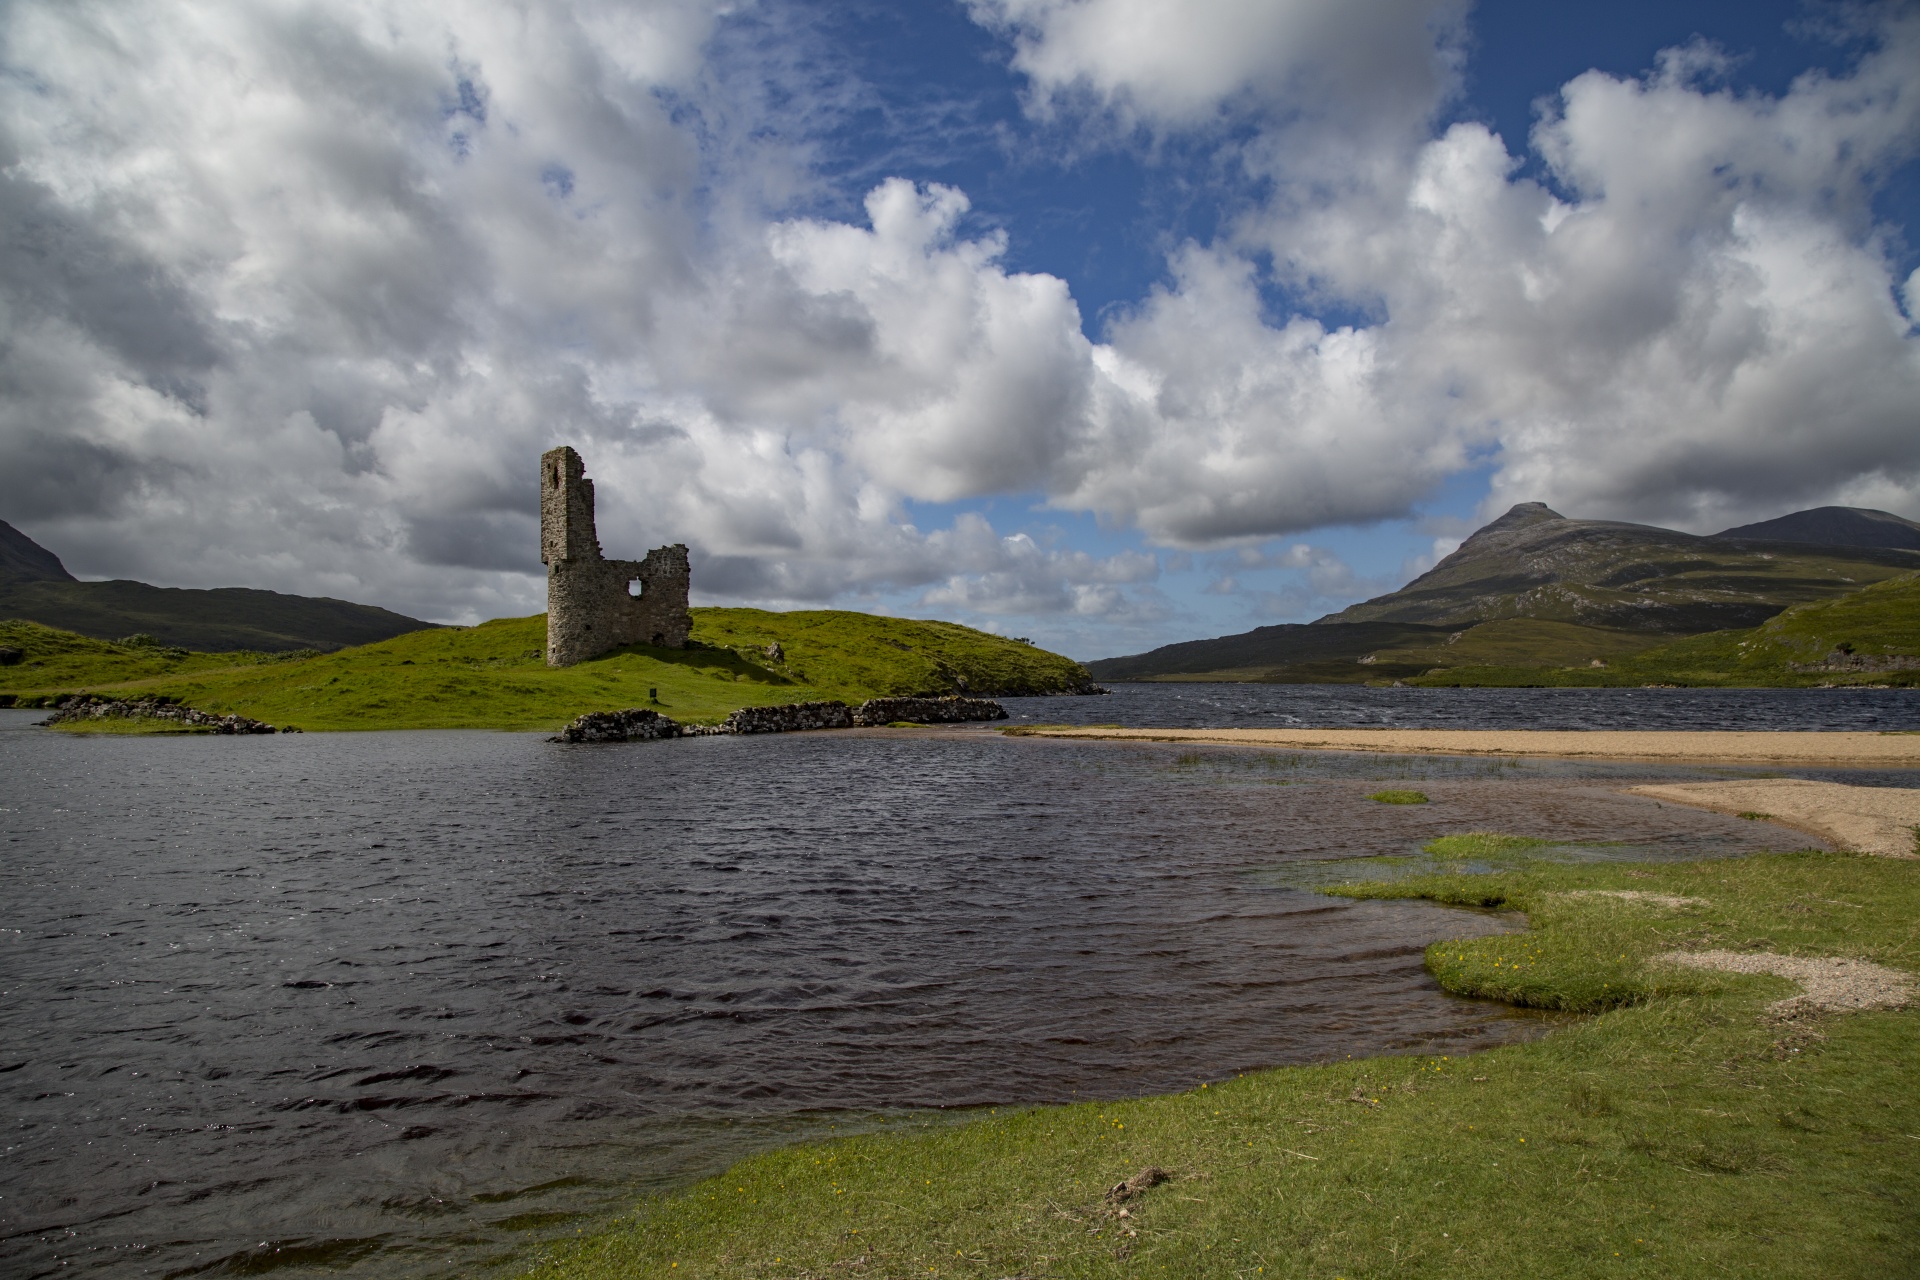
top-left (1714, 505), bottom-right (1920, 551)
top-left (1, 608), bottom-right (1096, 730)
top-left (1408, 571), bottom-right (1920, 688)
top-left (0, 519), bottom-right (435, 652)
top-left (0, 577), bottom-right (439, 653)
top-left (1087, 620), bottom-right (1458, 682)
top-left (1322, 503), bottom-right (1919, 632)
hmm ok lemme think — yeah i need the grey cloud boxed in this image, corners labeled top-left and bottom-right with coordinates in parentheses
top-left (0, 160), bottom-right (220, 384)
top-left (403, 511), bottom-right (542, 572)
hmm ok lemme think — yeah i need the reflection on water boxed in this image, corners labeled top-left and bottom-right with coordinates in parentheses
top-left (0, 704), bottom-right (1899, 1278)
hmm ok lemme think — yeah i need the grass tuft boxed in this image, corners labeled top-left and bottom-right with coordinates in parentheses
top-left (1422, 832), bottom-right (1551, 859)
top-left (1368, 788), bottom-right (1430, 804)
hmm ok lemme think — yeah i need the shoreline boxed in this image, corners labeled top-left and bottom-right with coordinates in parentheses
top-left (529, 838), bottom-right (1920, 1278)
top-left (1005, 725), bottom-right (1920, 767)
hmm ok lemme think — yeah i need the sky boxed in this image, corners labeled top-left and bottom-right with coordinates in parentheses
top-left (2, 0), bottom-right (1917, 660)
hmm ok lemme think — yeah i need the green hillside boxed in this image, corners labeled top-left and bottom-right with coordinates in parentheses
top-left (1094, 617), bottom-right (1675, 685)
top-left (0, 577), bottom-right (436, 652)
top-left (0, 609), bottom-right (1096, 730)
top-left (1406, 572), bottom-right (1920, 688)
top-left (1087, 620), bottom-right (1456, 683)
top-left (1322, 502), bottom-right (1919, 633)
top-left (1087, 503), bottom-right (1920, 683)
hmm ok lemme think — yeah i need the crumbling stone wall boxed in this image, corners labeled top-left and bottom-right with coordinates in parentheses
top-left (541, 446), bottom-right (692, 666)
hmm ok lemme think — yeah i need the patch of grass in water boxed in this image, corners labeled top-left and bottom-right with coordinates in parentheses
top-left (1369, 788), bottom-right (1429, 804)
top-left (1425, 832), bottom-right (1553, 859)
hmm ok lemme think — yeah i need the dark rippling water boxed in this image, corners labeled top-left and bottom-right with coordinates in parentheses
top-left (3, 687), bottom-right (1915, 1278)
top-left (1008, 681), bottom-right (1920, 730)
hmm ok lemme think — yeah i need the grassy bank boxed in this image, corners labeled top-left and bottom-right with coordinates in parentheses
top-left (0, 610), bottom-right (1094, 731)
top-left (523, 847), bottom-right (1918, 1278)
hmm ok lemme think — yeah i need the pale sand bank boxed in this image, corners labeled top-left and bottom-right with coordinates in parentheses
top-left (1631, 778), bottom-right (1920, 858)
top-left (1656, 950), bottom-right (1915, 1015)
top-left (1013, 726), bottom-right (1920, 767)
top-left (1560, 889), bottom-right (1709, 909)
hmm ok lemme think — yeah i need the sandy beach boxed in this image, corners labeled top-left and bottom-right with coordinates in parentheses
top-left (1011, 726), bottom-right (1920, 767)
top-left (1631, 778), bottom-right (1920, 857)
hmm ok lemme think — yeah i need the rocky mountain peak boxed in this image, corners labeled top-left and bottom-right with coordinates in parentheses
top-left (0, 519), bottom-right (76, 584)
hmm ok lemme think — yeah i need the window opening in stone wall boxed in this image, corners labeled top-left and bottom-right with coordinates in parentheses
top-left (628, 578), bottom-right (645, 598)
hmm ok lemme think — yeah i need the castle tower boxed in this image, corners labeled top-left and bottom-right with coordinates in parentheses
top-left (540, 445), bottom-right (692, 666)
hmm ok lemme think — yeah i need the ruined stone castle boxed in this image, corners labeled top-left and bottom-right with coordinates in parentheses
top-left (541, 446), bottom-right (691, 666)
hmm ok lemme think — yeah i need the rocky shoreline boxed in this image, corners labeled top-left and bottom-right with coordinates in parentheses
top-left (37, 694), bottom-right (290, 734)
top-left (551, 695), bottom-right (1008, 743)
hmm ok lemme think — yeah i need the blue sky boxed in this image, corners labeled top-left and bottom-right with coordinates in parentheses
top-left (3, 0), bottom-right (1916, 658)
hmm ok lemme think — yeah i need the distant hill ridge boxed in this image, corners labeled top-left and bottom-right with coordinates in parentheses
top-left (1090, 502), bottom-right (1920, 682)
top-left (1713, 505), bottom-right (1920, 550)
top-left (0, 518), bottom-right (434, 653)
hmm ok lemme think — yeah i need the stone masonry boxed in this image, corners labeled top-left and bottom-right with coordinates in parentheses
top-left (541, 446), bottom-right (692, 666)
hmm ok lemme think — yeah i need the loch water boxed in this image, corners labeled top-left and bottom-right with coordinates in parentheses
top-left (4, 686), bottom-right (1918, 1277)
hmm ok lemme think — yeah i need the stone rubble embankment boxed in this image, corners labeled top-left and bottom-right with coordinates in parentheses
top-left (848, 696), bottom-right (1008, 727)
top-left (546, 707), bottom-right (684, 743)
top-left (39, 694), bottom-right (288, 734)
top-left (550, 695), bottom-right (1008, 743)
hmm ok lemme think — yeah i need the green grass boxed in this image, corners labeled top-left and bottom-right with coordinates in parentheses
top-left (0, 610), bottom-right (1094, 730)
top-left (1368, 789), bottom-right (1430, 804)
top-left (1367, 619), bottom-right (1669, 672)
top-left (1422, 832), bottom-right (1552, 860)
top-left (1408, 571), bottom-right (1920, 688)
top-left (523, 847), bottom-right (1920, 1279)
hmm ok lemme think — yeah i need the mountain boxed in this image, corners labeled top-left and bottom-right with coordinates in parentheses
top-left (1321, 503), bottom-right (1918, 632)
top-left (0, 519), bottom-right (435, 652)
top-left (1, 519), bottom-right (77, 583)
top-left (1088, 503), bottom-right (1920, 682)
top-left (1085, 620), bottom-right (1460, 683)
top-left (1712, 506), bottom-right (1920, 551)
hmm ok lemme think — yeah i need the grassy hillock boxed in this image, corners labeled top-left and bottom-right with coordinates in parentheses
top-left (524, 845), bottom-right (1920, 1279)
top-left (1408, 572), bottom-right (1920, 688)
top-left (0, 609), bottom-right (1095, 731)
